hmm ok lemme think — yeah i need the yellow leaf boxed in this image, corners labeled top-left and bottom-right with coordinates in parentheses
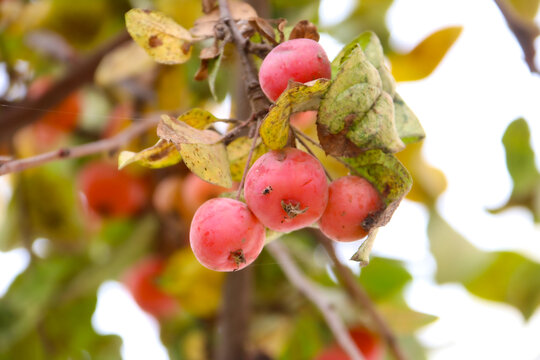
top-left (508, 0), bottom-right (540, 20)
top-left (260, 79), bottom-right (331, 150)
top-left (161, 248), bottom-right (225, 317)
top-left (118, 139), bottom-right (181, 169)
top-left (95, 41), bottom-right (155, 86)
top-left (125, 8), bottom-right (193, 64)
top-left (157, 115), bottom-right (232, 188)
top-left (389, 26), bottom-right (463, 82)
top-left (395, 141), bottom-right (447, 205)
top-left (227, 137), bottom-right (268, 181)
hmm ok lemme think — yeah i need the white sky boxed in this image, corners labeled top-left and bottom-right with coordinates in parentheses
top-left (1, 0), bottom-right (540, 359)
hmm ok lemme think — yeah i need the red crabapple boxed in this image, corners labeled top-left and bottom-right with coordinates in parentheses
top-left (123, 256), bottom-right (179, 319)
top-left (78, 161), bottom-right (148, 218)
top-left (244, 148), bottom-right (328, 232)
top-left (316, 327), bottom-right (384, 360)
top-left (190, 198), bottom-right (265, 271)
top-left (319, 176), bottom-right (383, 242)
top-left (258, 38), bottom-right (331, 101)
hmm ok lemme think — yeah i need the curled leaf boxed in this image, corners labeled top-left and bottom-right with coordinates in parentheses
top-left (260, 79), bottom-right (331, 150)
top-left (125, 8), bottom-right (193, 64)
top-left (158, 115), bottom-right (232, 187)
top-left (118, 139), bottom-right (182, 169)
top-left (289, 20), bottom-right (320, 41)
top-left (190, 1), bottom-right (257, 38)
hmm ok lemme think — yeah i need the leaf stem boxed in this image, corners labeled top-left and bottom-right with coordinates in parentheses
top-left (235, 117), bottom-right (262, 200)
top-left (291, 126), bottom-right (333, 181)
top-left (292, 125), bottom-right (352, 169)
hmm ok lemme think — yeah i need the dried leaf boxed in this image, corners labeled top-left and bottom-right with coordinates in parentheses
top-left (289, 20), bottom-right (320, 42)
top-left (125, 8), bottom-right (193, 64)
top-left (95, 41), bottom-right (155, 86)
top-left (260, 79), bottom-right (331, 150)
top-left (202, 0), bottom-right (217, 14)
top-left (190, 1), bottom-right (257, 38)
top-left (157, 114), bottom-right (232, 187)
top-left (118, 139), bottom-right (181, 169)
top-left (250, 17), bottom-right (278, 44)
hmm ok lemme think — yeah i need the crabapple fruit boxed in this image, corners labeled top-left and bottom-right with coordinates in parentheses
top-left (123, 256), bottom-right (179, 318)
top-left (244, 148), bottom-right (328, 232)
top-left (319, 176), bottom-right (383, 242)
top-left (78, 161), bottom-right (148, 217)
top-left (315, 327), bottom-right (384, 360)
top-left (189, 198), bottom-right (265, 271)
top-left (258, 38), bottom-right (331, 101)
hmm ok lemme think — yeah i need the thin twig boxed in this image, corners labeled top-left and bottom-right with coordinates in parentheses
top-left (0, 114), bottom-right (160, 176)
top-left (494, 0), bottom-right (540, 73)
top-left (267, 240), bottom-right (365, 360)
top-left (218, 0), bottom-right (271, 117)
top-left (291, 126), bottom-right (333, 181)
top-left (236, 117), bottom-right (262, 200)
top-left (314, 230), bottom-right (408, 360)
top-left (0, 31), bottom-right (131, 140)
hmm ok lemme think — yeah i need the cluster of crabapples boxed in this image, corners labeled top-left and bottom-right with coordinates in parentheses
top-left (190, 148), bottom-right (383, 272)
top-left (190, 38), bottom-right (385, 272)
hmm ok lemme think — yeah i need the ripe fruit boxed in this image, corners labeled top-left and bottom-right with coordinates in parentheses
top-left (190, 198), bottom-right (265, 271)
top-left (244, 148), bottom-right (328, 232)
top-left (316, 327), bottom-right (384, 360)
top-left (290, 110), bottom-right (317, 131)
top-left (123, 256), bottom-right (179, 318)
top-left (78, 161), bottom-right (148, 217)
top-left (258, 38), bottom-right (331, 101)
top-left (319, 176), bottom-right (383, 242)
top-left (179, 173), bottom-right (231, 220)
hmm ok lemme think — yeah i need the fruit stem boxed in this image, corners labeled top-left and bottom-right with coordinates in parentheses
top-left (235, 117), bottom-right (262, 200)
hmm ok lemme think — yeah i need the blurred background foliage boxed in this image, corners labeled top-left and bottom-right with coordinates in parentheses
top-left (0, 0), bottom-right (539, 359)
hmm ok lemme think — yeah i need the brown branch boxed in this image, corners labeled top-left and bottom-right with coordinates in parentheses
top-left (215, 269), bottom-right (253, 360)
top-left (218, 0), bottom-right (271, 117)
top-left (314, 230), bottom-right (408, 360)
top-left (0, 31), bottom-right (131, 141)
top-left (494, 0), bottom-right (540, 73)
top-left (0, 114), bottom-right (160, 175)
top-left (267, 240), bottom-right (365, 360)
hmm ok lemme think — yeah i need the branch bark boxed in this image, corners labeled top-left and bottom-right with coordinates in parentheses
top-left (267, 240), bottom-right (365, 360)
top-left (494, 0), bottom-right (540, 73)
top-left (0, 114), bottom-right (160, 176)
top-left (314, 230), bottom-right (408, 360)
top-left (0, 31), bottom-right (131, 141)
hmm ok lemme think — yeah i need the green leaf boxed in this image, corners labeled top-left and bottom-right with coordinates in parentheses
top-left (428, 209), bottom-right (493, 284)
top-left (0, 165), bottom-right (85, 251)
top-left (318, 45), bottom-right (404, 156)
top-left (389, 26), bottom-right (463, 82)
top-left (260, 79), bottom-right (331, 150)
top-left (158, 115), bottom-right (232, 187)
top-left (226, 136), bottom-right (268, 182)
top-left (377, 303), bottom-right (437, 335)
top-left (125, 8), bottom-right (193, 65)
top-left (119, 139), bottom-right (182, 169)
top-left (332, 32), bottom-right (424, 145)
top-left (208, 52), bottom-right (223, 101)
top-left (358, 257), bottom-right (412, 301)
top-left (465, 251), bottom-right (540, 319)
top-left (393, 93), bottom-right (425, 144)
top-left (489, 118), bottom-right (540, 221)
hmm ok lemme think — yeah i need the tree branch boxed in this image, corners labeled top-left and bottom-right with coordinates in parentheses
top-left (494, 0), bottom-right (540, 73)
top-left (0, 31), bottom-right (131, 141)
top-left (266, 240), bottom-right (365, 360)
top-left (314, 230), bottom-right (408, 360)
top-left (0, 114), bottom-right (160, 176)
top-left (218, 0), bottom-right (271, 117)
